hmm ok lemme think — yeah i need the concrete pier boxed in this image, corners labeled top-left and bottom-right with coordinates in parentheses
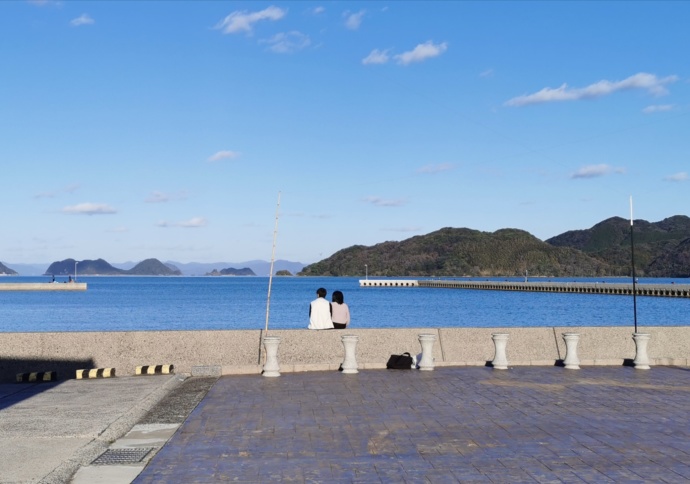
top-left (360, 279), bottom-right (690, 298)
top-left (0, 282), bottom-right (87, 291)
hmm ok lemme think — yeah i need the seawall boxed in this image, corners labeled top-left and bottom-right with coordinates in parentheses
top-left (1, 327), bottom-right (688, 382)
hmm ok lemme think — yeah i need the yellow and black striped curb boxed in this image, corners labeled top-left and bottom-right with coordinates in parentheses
top-left (76, 368), bottom-right (116, 379)
top-left (136, 364), bottom-right (174, 375)
top-left (16, 371), bottom-right (57, 383)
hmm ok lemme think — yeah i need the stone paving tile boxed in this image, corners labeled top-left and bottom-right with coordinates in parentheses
top-left (135, 366), bottom-right (690, 483)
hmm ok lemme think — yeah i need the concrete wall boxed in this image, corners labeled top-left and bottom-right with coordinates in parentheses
top-left (1, 327), bottom-right (688, 381)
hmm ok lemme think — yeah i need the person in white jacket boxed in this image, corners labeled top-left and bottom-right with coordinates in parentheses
top-left (308, 287), bottom-right (333, 330)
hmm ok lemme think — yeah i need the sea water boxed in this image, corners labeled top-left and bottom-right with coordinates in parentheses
top-left (0, 276), bottom-right (688, 332)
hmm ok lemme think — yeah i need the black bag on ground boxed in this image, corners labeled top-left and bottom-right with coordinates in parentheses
top-left (386, 352), bottom-right (414, 369)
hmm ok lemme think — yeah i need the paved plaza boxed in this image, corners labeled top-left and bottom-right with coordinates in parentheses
top-left (135, 366), bottom-right (690, 483)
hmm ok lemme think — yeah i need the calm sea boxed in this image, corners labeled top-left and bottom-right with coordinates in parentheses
top-left (1, 276), bottom-right (688, 333)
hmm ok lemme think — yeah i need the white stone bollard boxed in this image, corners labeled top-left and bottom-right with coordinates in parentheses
top-left (632, 333), bottom-right (651, 370)
top-left (340, 335), bottom-right (359, 374)
top-left (262, 335), bottom-right (281, 377)
top-left (491, 333), bottom-right (509, 370)
top-left (417, 333), bottom-right (437, 371)
top-left (562, 333), bottom-right (581, 370)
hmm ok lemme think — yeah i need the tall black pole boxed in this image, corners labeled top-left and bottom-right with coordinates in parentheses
top-left (630, 197), bottom-right (638, 333)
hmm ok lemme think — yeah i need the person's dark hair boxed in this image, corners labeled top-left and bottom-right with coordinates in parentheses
top-left (332, 290), bottom-right (344, 304)
top-left (316, 287), bottom-right (327, 298)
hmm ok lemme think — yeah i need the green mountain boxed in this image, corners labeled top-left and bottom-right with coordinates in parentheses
top-left (299, 227), bottom-right (610, 277)
top-left (45, 258), bottom-right (182, 276)
top-left (0, 262), bottom-right (18, 275)
top-left (546, 215), bottom-right (690, 277)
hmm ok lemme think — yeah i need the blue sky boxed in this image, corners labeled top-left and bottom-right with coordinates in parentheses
top-left (1, 1), bottom-right (688, 265)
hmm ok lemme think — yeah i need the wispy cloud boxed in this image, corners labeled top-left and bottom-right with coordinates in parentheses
top-left (215, 6), bottom-right (286, 35)
top-left (394, 41), bottom-right (448, 66)
top-left (145, 191), bottom-right (188, 203)
top-left (27, 0), bottom-right (61, 6)
top-left (70, 13), bottom-right (94, 27)
top-left (343, 10), bottom-right (365, 30)
top-left (207, 150), bottom-right (240, 162)
top-left (505, 73), bottom-right (679, 107)
top-left (362, 49), bottom-right (390, 65)
top-left (157, 217), bottom-right (207, 228)
top-left (417, 163), bottom-right (454, 174)
top-left (570, 164), bottom-right (625, 179)
top-left (107, 226), bottom-right (128, 233)
top-left (663, 172), bottom-right (688, 182)
top-left (310, 6), bottom-right (325, 15)
top-left (479, 69), bottom-right (494, 78)
top-left (642, 104), bottom-right (675, 114)
top-left (260, 31), bottom-right (311, 53)
top-left (362, 196), bottom-right (406, 207)
top-left (34, 183), bottom-right (80, 199)
top-left (62, 202), bottom-right (116, 215)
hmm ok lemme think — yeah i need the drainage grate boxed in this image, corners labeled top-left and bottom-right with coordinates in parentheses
top-left (91, 448), bottom-right (155, 465)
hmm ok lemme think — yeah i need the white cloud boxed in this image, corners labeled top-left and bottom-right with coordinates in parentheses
top-left (62, 203), bottom-right (116, 215)
top-left (70, 14), bottom-right (94, 27)
top-left (157, 217), bottom-right (207, 228)
top-left (479, 69), bottom-right (494, 78)
top-left (417, 163), bottom-right (454, 174)
top-left (570, 164), bottom-right (625, 179)
top-left (311, 6), bottom-right (325, 15)
top-left (394, 41), bottom-right (448, 66)
top-left (107, 226), bottom-right (128, 233)
top-left (343, 10), bottom-right (365, 30)
top-left (260, 31), bottom-right (311, 54)
top-left (207, 150), bottom-right (240, 162)
top-left (34, 183), bottom-right (80, 199)
top-left (215, 6), bottom-right (286, 35)
top-left (642, 104), bottom-right (675, 114)
top-left (663, 172), bottom-right (688, 182)
top-left (362, 196), bottom-right (406, 207)
top-left (362, 49), bottom-right (390, 65)
top-left (505, 73), bottom-right (679, 107)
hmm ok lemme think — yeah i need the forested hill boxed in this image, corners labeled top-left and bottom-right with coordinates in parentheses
top-left (299, 215), bottom-right (690, 278)
top-left (299, 227), bottom-right (610, 277)
top-left (546, 215), bottom-right (690, 277)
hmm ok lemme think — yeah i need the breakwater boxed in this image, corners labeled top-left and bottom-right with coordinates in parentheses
top-left (0, 282), bottom-right (87, 291)
top-left (1, 327), bottom-right (688, 382)
top-left (360, 279), bottom-right (690, 298)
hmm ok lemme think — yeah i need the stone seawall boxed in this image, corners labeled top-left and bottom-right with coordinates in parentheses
top-left (1, 327), bottom-right (688, 381)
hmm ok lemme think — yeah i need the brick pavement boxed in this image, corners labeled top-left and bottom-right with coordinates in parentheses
top-left (134, 367), bottom-right (690, 483)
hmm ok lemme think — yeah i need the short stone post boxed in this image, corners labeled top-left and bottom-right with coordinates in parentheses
top-left (340, 335), bottom-right (359, 374)
top-left (262, 335), bottom-right (281, 377)
top-left (632, 333), bottom-right (651, 370)
top-left (562, 333), bottom-right (581, 370)
top-left (417, 333), bottom-right (437, 371)
top-left (491, 333), bottom-right (509, 370)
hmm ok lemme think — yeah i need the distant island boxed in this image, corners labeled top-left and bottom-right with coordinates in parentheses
top-left (298, 215), bottom-right (690, 278)
top-left (206, 267), bottom-right (256, 276)
top-left (0, 262), bottom-right (18, 276)
top-left (276, 270), bottom-right (293, 276)
top-left (44, 258), bottom-right (182, 276)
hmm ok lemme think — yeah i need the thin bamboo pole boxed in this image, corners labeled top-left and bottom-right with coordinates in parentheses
top-left (264, 192), bottom-right (281, 334)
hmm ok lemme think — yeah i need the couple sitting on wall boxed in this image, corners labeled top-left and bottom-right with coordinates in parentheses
top-left (308, 287), bottom-right (350, 330)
